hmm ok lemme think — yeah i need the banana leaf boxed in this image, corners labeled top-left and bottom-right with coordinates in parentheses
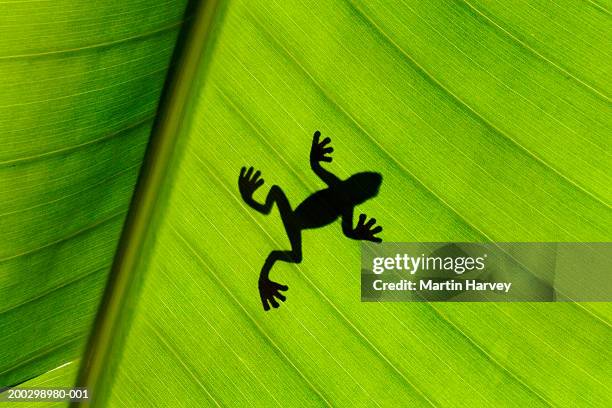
top-left (1, 0), bottom-right (611, 407)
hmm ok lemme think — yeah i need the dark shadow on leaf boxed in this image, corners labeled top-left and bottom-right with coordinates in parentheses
top-left (239, 131), bottom-right (383, 311)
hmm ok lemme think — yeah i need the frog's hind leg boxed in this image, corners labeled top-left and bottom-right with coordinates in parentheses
top-left (258, 185), bottom-right (302, 310)
top-left (260, 186), bottom-right (302, 277)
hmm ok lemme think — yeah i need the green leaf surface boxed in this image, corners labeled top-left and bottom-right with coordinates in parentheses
top-left (81, 0), bottom-right (610, 407)
top-left (1, 0), bottom-right (610, 406)
top-left (0, 0), bottom-right (188, 389)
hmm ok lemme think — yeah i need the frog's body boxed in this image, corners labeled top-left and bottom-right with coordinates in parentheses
top-left (294, 188), bottom-right (342, 229)
top-left (239, 131), bottom-right (383, 311)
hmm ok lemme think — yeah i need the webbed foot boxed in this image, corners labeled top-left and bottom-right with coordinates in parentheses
top-left (258, 278), bottom-right (288, 311)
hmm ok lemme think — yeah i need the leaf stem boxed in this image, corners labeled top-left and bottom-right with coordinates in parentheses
top-left (71, 1), bottom-right (224, 406)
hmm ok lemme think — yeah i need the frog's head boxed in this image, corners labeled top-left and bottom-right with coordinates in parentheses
top-left (343, 172), bottom-right (382, 204)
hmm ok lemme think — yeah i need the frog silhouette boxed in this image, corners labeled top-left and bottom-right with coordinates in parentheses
top-left (239, 131), bottom-right (383, 311)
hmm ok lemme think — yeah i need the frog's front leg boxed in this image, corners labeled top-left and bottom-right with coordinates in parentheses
top-left (310, 131), bottom-right (341, 186)
top-left (342, 208), bottom-right (383, 243)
